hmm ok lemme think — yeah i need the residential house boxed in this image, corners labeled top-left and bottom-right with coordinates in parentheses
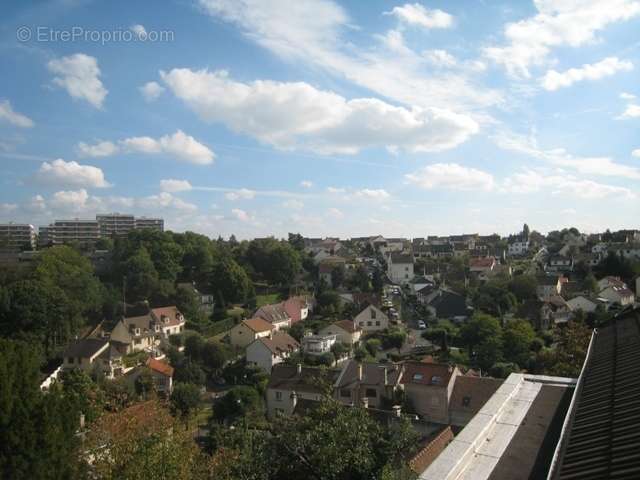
top-left (266, 363), bottom-right (339, 418)
top-left (229, 317), bottom-right (274, 349)
top-left (110, 315), bottom-right (159, 354)
top-left (536, 275), bottom-right (563, 301)
top-left (145, 357), bottom-right (174, 395)
top-left (566, 295), bottom-right (598, 313)
top-left (354, 304), bottom-right (390, 332)
top-left (469, 256), bottom-right (496, 281)
top-left (387, 252), bottom-right (415, 285)
top-left (62, 338), bottom-right (124, 378)
top-left (599, 284), bottom-right (635, 306)
top-left (546, 295), bottom-right (573, 324)
top-left (254, 303), bottom-right (292, 330)
top-left (301, 333), bottom-right (336, 356)
top-left (610, 242), bottom-right (640, 261)
top-left (319, 320), bottom-right (362, 346)
top-left (546, 255), bottom-right (574, 273)
top-left (400, 361), bottom-right (461, 424)
top-left (448, 375), bottom-right (504, 427)
top-left (246, 332), bottom-right (300, 373)
top-left (426, 289), bottom-right (472, 322)
top-left (176, 282), bottom-right (214, 314)
top-left (149, 306), bottom-right (186, 337)
top-left (507, 239), bottom-right (529, 256)
top-left (333, 360), bottom-right (403, 409)
top-left (281, 296), bottom-right (311, 323)
top-left (411, 276), bottom-right (436, 294)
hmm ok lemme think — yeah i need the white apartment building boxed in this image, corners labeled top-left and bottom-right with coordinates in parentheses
top-left (0, 223), bottom-right (36, 251)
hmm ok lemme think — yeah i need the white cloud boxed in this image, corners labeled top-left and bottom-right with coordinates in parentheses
top-left (385, 3), bottom-right (453, 29)
top-left (541, 57), bottom-right (633, 91)
top-left (160, 179), bottom-right (193, 192)
top-left (502, 169), bottom-right (636, 199)
top-left (632, 149), bottom-right (640, 158)
top-left (0, 203), bottom-right (18, 214)
top-left (47, 53), bottom-right (108, 108)
top-left (0, 100), bottom-right (34, 128)
top-left (231, 208), bottom-right (251, 221)
top-left (47, 188), bottom-right (197, 213)
top-left (484, 0), bottom-right (640, 77)
top-left (282, 199), bottom-right (304, 210)
top-left (76, 140), bottom-right (118, 157)
top-left (50, 188), bottom-right (90, 210)
top-left (130, 24), bottom-right (148, 39)
top-left (33, 159), bottom-right (110, 188)
top-left (139, 81), bottom-right (165, 102)
top-left (493, 130), bottom-right (640, 179)
top-left (139, 192), bottom-right (197, 211)
top-left (620, 92), bottom-right (636, 100)
top-left (620, 104), bottom-right (640, 118)
top-left (327, 186), bottom-right (346, 194)
top-left (25, 195), bottom-right (46, 213)
top-left (225, 188), bottom-right (256, 200)
top-left (326, 207), bottom-right (344, 219)
top-left (405, 163), bottom-right (495, 191)
top-left (353, 188), bottom-right (391, 200)
top-left (300, 180), bottom-right (313, 188)
top-left (161, 68), bottom-right (479, 154)
top-left (197, 0), bottom-right (501, 112)
top-left (423, 49), bottom-right (457, 68)
top-left (77, 130), bottom-right (215, 164)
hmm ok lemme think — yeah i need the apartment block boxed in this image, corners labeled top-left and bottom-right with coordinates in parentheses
top-left (135, 217), bottom-right (164, 232)
top-left (96, 213), bottom-right (136, 236)
top-left (0, 223), bottom-right (36, 251)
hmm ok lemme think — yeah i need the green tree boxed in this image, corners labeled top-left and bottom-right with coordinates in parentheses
top-left (460, 313), bottom-right (503, 370)
top-left (502, 319), bottom-right (536, 367)
top-left (170, 382), bottom-right (202, 420)
top-left (124, 247), bottom-right (158, 301)
top-left (213, 385), bottom-right (263, 423)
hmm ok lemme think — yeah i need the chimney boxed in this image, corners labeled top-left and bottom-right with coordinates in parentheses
top-left (296, 363), bottom-right (302, 375)
top-left (79, 413), bottom-right (85, 429)
top-left (361, 396), bottom-right (369, 409)
top-left (392, 405), bottom-right (402, 418)
top-left (383, 367), bottom-right (388, 386)
top-left (357, 363), bottom-right (363, 382)
top-left (290, 391), bottom-right (298, 410)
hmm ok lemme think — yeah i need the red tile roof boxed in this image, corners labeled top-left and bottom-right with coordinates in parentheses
top-left (332, 319), bottom-right (360, 334)
top-left (146, 357), bottom-right (174, 377)
top-left (401, 361), bottom-right (455, 386)
top-left (242, 317), bottom-right (275, 333)
top-left (150, 306), bottom-right (184, 327)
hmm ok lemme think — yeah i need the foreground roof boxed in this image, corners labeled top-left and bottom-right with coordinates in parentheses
top-left (549, 308), bottom-right (640, 479)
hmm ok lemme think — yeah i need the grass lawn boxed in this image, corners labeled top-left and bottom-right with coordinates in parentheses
top-left (256, 293), bottom-right (281, 307)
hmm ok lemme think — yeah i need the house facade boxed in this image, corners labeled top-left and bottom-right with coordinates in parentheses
top-left (387, 253), bottom-right (415, 284)
top-left (354, 305), bottom-right (390, 332)
top-left (301, 333), bottom-right (336, 356)
top-left (319, 320), bottom-right (362, 346)
top-left (333, 360), bottom-right (403, 409)
top-left (254, 304), bottom-right (292, 330)
top-left (229, 317), bottom-right (274, 349)
top-left (62, 338), bottom-right (124, 378)
top-left (400, 362), bottom-right (460, 424)
top-left (246, 332), bottom-right (300, 373)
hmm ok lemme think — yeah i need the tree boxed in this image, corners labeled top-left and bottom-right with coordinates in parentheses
top-left (123, 247), bottom-right (158, 301)
top-left (330, 265), bottom-right (346, 289)
top-left (184, 331), bottom-right (205, 362)
top-left (522, 223), bottom-right (530, 240)
top-left (213, 386), bottom-right (263, 423)
top-left (508, 275), bottom-right (537, 302)
top-left (460, 313), bottom-right (503, 370)
top-left (208, 255), bottom-right (254, 305)
top-left (502, 319), bottom-right (536, 367)
top-left (246, 238), bottom-right (302, 286)
top-left (174, 358), bottom-right (206, 385)
top-left (201, 340), bottom-right (230, 375)
top-left (170, 383), bottom-right (202, 420)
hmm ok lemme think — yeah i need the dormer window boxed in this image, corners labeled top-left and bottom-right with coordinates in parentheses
top-left (163, 315), bottom-right (169, 324)
top-left (134, 328), bottom-right (140, 335)
top-left (431, 375), bottom-right (441, 385)
top-left (413, 373), bottom-right (423, 381)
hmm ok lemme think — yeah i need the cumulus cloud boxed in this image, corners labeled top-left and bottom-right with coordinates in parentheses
top-left (620, 92), bottom-right (636, 100)
top-left (300, 180), bottom-right (313, 188)
top-left (197, 0), bottom-right (501, 112)
top-left (47, 53), bottom-right (108, 108)
top-left (405, 163), bottom-right (495, 191)
top-left (231, 208), bottom-right (251, 221)
top-left (0, 100), bottom-right (34, 128)
top-left (326, 207), bottom-right (344, 219)
top-left (353, 188), bottom-right (391, 200)
top-left (619, 104), bottom-right (640, 119)
top-left (385, 3), bottom-right (453, 29)
top-left (502, 169), bottom-right (636, 199)
top-left (76, 130), bottom-right (215, 164)
top-left (160, 179), bottom-right (193, 192)
top-left (225, 188), bottom-right (256, 200)
top-left (327, 186), bottom-right (346, 194)
top-left (282, 199), bottom-right (304, 210)
top-left (47, 188), bottom-right (197, 213)
top-left (542, 57), bottom-right (633, 91)
top-left (423, 49), bottom-right (457, 68)
top-left (139, 81), bottom-right (165, 102)
top-left (0, 203), bottom-right (18, 214)
top-left (76, 140), bottom-right (119, 157)
top-left (161, 68), bottom-right (479, 154)
top-left (33, 159), bottom-right (110, 188)
top-left (484, 0), bottom-right (640, 77)
top-left (493, 130), bottom-right (640, 179)
top-left (130, 24), bottom-right (148, 39)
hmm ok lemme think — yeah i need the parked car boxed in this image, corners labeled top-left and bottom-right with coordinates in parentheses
top-left (417, 320), bottom-right (426, 329)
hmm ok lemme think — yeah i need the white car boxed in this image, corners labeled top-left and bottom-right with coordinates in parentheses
top-left (417, 320), bottom-right (426, 329)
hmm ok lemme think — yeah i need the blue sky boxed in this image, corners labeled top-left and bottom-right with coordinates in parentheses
top-left (1, 0), bottom-right (639, 239)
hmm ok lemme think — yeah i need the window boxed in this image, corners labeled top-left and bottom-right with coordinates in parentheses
top-left (413, 373), bottom-right (423, 381)
top-left (375, 321), bottom-right (380, 326)
top-left (371, 309), bottom-right (376, 319)
top-left (462, 396), bottom-right (471, 407)
top-left (275, 391), bottom-right (282, 401)
top-left (365, 388), bottom-right (377, 398)
top-left (431, 375), bottom-right (442, 385)
top-left (359, 321), bottom-right (364, 326)
top-left (67, 357), bottom-right (74, 364)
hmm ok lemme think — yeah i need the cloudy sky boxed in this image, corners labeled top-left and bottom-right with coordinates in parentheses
top-left (1, 0), bottom-right (639, 239)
